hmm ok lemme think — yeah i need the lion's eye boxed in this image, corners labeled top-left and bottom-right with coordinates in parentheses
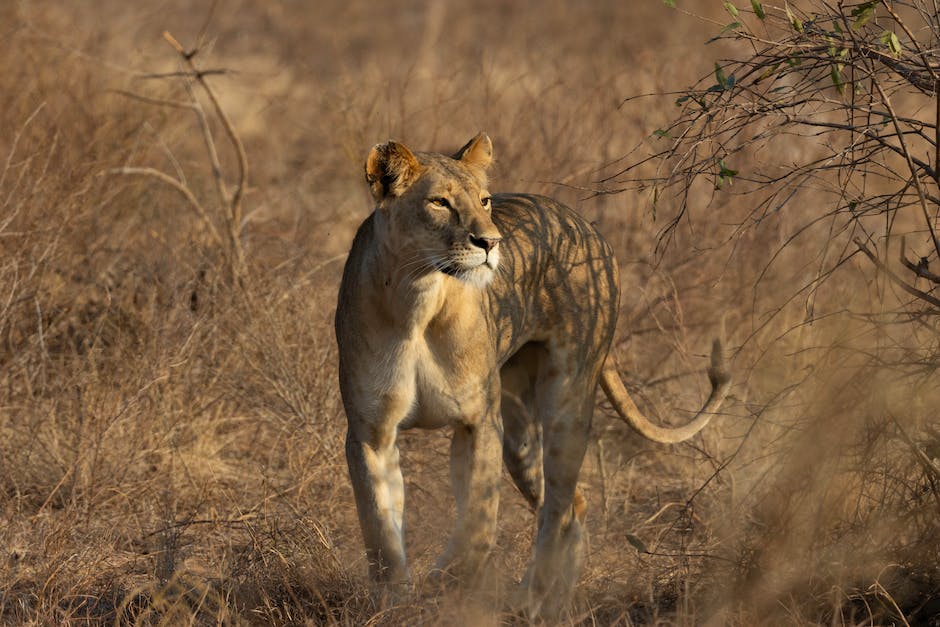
top-left (429, 197), bottom-right (451, 209)
top-left (481, 196), bottom-right (492, 210)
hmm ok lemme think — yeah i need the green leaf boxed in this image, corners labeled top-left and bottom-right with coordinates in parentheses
top-left (890, 32), bottom-right (902, 55)
top-left (626, 534), bottom-right (648, 553)
top-left (851, 1), bottom-right (876, 30)
top-left (723, 1), bottom-right (739, 17)
top-left (663, 0), bottom-right (676, 7)
top-left (786, 3), bottom-right (803, 32)
top-left (717, 159), bottom-right (738, 189)
top-left (675, 94), bottom-right (691, 106)
top-left (653, 129), bottom-right (671, 138)
top-left (706, 22), bottom-right (743, 45)
top-left (880, 30), bottom-right (902, 56)
top-left (724, 21), bottom-right (742, 32)
top-left (750, 0), bottom-right (765, 20)
top-left (714, 63), bottom-right (728, 89)
top-left (830, 64), bottom-right (845, 95)
top-left (757, 62), bottom-right (781, 82)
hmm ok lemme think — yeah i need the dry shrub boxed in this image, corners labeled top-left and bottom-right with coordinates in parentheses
top-left (0, 6), bottom-right (348, 623)
top-left (608, 2), bottom-right (940, 623)
top-left (702, 317), bottom-right (940, 624)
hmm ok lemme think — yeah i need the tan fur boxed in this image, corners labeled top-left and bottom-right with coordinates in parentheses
top-left (335, 133), bottom-right (730, 616)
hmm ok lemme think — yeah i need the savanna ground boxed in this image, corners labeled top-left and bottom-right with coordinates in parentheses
top-left (1, 1), bottom-right (939, 624)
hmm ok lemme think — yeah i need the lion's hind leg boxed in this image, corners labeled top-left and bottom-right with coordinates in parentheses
top-left (520, 362), bottom-right (596, 618)
top-left (500, 343), bottom-right (545, 510)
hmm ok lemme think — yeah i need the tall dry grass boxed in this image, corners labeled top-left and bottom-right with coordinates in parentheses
top-left (1, 1), bottom-right (938, 624)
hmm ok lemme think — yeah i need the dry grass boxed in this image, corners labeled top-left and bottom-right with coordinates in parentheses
top-left (1, 1), bottom-right (938, 624)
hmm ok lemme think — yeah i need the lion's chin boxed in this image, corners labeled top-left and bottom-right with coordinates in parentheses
top-left (439, 263), bottom-right (496, 288)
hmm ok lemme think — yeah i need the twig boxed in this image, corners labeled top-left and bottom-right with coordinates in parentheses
top-left (195, 0), bottom-right (221, 50)
top-left (111, 167), bottom-right (224, 250)
top-left (900, 236), bottom-right (940, 284)
top-left (164, 30), bottom-right (248, 277)
top-left (1, 101), bottom-right (46, 193)
top-left (116, 28), bottom-right (251, 284)
top-left (890, 413), bottom-right (940, 483)
top-left (867, 578), bottom-right (912, 627)
top-left (595, 438), bottom-right (609, 527)
top-left (141, 513), bottom-right (259, 540)
top-left (870, 77), bottom-right (940, 262)
top-left (111, 89), bottom-right (195, 110)
top-left (183, 77), bottom-right (229, 209)
top-left (878, 0), bottom-right (940, 87)
top-left (854, 237), bottom-right (940, 309)
top-left (136, 69), bottom-right (231, 80)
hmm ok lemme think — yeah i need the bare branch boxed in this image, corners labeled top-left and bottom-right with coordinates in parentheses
top-left (900, 236), bottom-right (940, 284)
top-left (110, 167), bottom-right (224, 250)
top-left (854, 237), bottom-right (940, 309)
top-left (135, 69), bottom-right (232, 80)
top-left (891, 413), bottom-right (940, 484)
top-left (183, 77), bottom-right (229, 209)
top-left (111, 89), bottom-right (195, 110)
top-left (870, 77), bottom-right (940, 261)
top-left (164, 30), bottom-right (248, 277)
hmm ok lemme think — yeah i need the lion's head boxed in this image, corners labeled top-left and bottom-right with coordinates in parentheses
top-left (365, 132), bottom-right (501, 288)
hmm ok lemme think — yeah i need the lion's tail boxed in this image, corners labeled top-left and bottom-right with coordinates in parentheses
top-left (600, 339), bottom-right (731, 445)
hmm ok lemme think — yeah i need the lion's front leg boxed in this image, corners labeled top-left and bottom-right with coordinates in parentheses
top-left (433, 412), bottom-right (502, 584)
top-left (345, 428), bottom-right (408, 583)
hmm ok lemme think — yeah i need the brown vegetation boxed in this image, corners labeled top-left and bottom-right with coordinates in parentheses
top-left (1, 1), bottom-right (938, 624)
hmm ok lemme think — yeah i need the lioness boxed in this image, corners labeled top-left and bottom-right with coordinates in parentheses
top-left (335, 133), bottom-right (729, 614)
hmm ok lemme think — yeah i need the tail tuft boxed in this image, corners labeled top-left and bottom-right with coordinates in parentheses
top-left (708, 338), bottom-right (732, 389)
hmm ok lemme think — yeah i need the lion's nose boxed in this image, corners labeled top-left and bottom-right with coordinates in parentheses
top-left (469, 235), bottom-right (501, 252)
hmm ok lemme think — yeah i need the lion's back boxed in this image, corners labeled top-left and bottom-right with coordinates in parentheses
top-left (487, 193), bottom-right (621, 360)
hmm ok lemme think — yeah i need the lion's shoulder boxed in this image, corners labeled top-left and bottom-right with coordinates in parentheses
top-left (490, 193), bottom-right (616, 272)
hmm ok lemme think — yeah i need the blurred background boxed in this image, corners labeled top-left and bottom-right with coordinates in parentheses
top-left (1, 1), bottom-right (938, 624)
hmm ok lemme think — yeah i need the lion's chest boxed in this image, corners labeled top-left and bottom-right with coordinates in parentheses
top-left (350, 333), bottom-right (493, 432)
top-left (398, 336), bottom-right (492, 429)
top-left (350, 276), bottom-right (498, 431)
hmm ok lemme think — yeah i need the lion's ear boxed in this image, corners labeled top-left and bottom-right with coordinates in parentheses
top-left (453, 132), bottom-right (493, 171)
top-left (365, 140), bottom-right (422, 201)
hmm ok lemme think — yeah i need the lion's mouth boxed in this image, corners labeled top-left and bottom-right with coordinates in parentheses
top-left (437, 263), bottom-right (463, 278)
top-left (434, 258), bottom-right (495, 283)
